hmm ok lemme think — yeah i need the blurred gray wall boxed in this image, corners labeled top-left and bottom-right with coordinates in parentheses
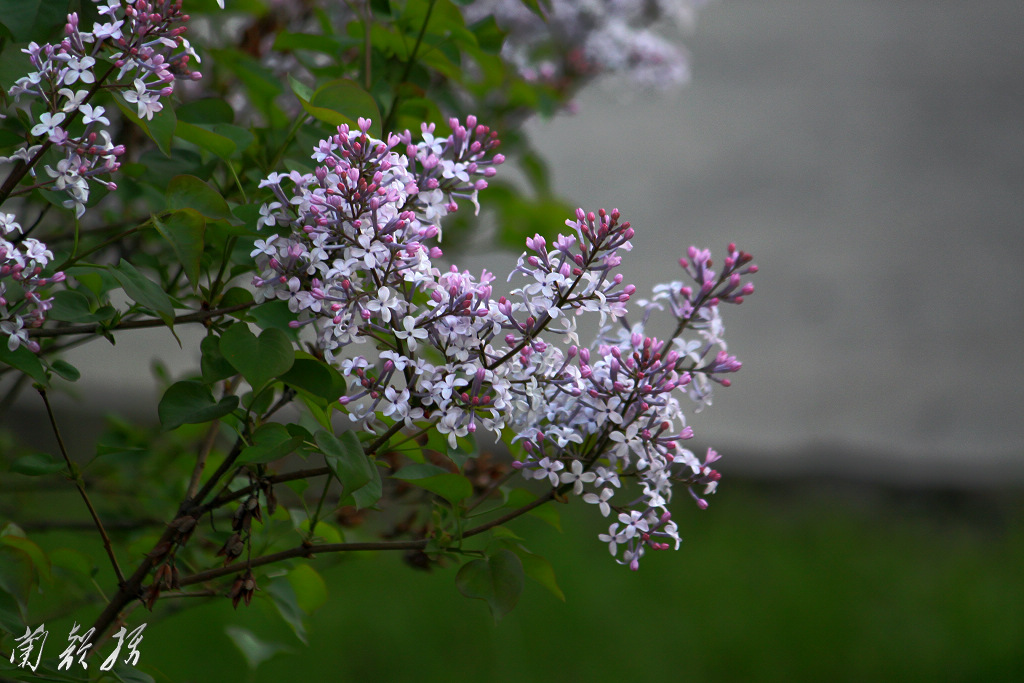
top-left (8, 0), bottom-right (1023, 486)
top-left (475, 0), bottom-right (1024, 483)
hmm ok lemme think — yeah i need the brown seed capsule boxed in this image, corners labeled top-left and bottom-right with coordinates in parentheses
top-left (229, 570), bottom-right (258, 609)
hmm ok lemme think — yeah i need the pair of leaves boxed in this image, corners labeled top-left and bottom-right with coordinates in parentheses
top-left (455, 537), bottom-right (566, 621)
top-left (160, 323), bottom-right (295, 430)
top-left (0, 340), bottom-right (80, 385)
top-left (218, 323), bottom-right (294, 391)
top-left (455, 549), bottom-right (524, 622)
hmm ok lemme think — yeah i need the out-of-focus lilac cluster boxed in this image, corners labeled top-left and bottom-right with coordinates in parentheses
top-left (2, 0), bottom-right (204, 218)
top-left (0, 214), bottom-right (65, 352)
top-left (462, 0), bottom-right (707, 91)
top-left (254, 116), bottom-right (757, 569)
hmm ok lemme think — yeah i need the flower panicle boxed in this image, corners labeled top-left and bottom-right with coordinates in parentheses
top-left (2, 0), bottom-right (211, 218)
top-left (252, 116), bottom-right (757, 569)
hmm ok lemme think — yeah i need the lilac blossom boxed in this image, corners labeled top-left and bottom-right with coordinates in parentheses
top-left (0, 216), bottom-right (65, 353)
top-left (462, 0), bottom-right (707, 92)
top-left (2, 0), bottom-right (209, 218)
top-left (253, 116), bottom-right (757, 569)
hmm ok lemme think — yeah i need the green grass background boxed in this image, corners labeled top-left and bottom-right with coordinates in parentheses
top-left (113, 478), bottom-right (1024, 683)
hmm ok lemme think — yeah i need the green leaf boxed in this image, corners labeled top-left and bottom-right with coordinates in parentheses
top-left (288, 73), bottom-right (314, 103)
top-left (515, 547), bottom-right (565, 601)
top-left (9, 453), bottom-right (64, 476)
top-left (518, 0), bottom-right (550, 21)
top-left (277, 356), bottom-right (332, 399)
top-left (277, 356), bottom-right (345, 405)
top-left (316, 430), bottom-right (372, 498)
top-left (248, 300), bottom-right (300, 341)
top-left (48, 547), bottom-right (94, 579)
top-left (166, 175), bottom-right (233, 220)
top-left (447, 434), bottom-right (477, 470)
top-left (47, 289), bottom-right (111, 323)
top-left (146, 104), bottom-right (178, 156)
top-left (0, 531), bottom-right (50, 584)
top-left (274, 31), bottom-right (344, 55)
top-left (392, 464), bottom-right (472, 506)
top-left (126, 148), bottom-right (207, 190)
top-left (392, 97), bottom-right (445, 134)
top-left (0, 545), bottom-right (33, 610)
top-left (231, 202), bottom-right (263, 231)
top-left (0, 343), bottom-right (48, 384)
top-left (287, 564), bottom-right (328, 614)
top-left (110, 664), bottom-right (156, 683)
top-left (220, 286), bottom-right (255, 310)
top-left (200, 334), bottom-right (237, 383)
top-left (266, 579), bottom-right (309, 645)
top-left (297, 516), bottom-right (343, 544)
top-left (303, 79), bottom-right (381, 137)
top-left (392, 462), bottom-right (448, 478)
top-left (0, 586), bottom-right (26, 635)
top-left (108, 259), bottom-right (176, 326)
top-left (151, 210), bottom-right (206, 291)
top-left (503, 488), bottom-right (561, 531)
top-left (351, 462), bottom-right (383, 509)
top-left (175, 121), bottom-right (237, 160)
top-left (225, 626), bottom-right (291, 670)
top-left (0, 0), bottom-right (67, 40)
top-left (176, 97), bottom-right (235, 125)
top-left (115, 95), bottom-right (177, 156)
top-left (488, 182), bottom-right (574, 249)
top-left (212, 123), bottom-right (255, 155)
top-left (455, 549), bottom-right (524, 621)
top-left (48, 359), bottom-right (80, 382)
top-left (239, 423), bottom-right (304, 464)
top-left (519, 148), bottom-right (552, 196)
top-left (244, 386), bottom-right (276, 414)
top-left (469, 16), bottom-right (505, 53)
top-left (219, 323), bottom-right (294, 390)
top-left (158, 380), bottom-right (239, 431)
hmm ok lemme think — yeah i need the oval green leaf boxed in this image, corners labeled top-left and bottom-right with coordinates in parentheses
top-left (158, 380), bottom-right (239, 431)
top-left (455, 549), bottom-right (524, 621)
top-left (219, 323), bottom-right (294, 390)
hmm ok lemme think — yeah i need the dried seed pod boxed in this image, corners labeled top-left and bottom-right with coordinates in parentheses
top-left (228, 570), bottom-right (258, 609)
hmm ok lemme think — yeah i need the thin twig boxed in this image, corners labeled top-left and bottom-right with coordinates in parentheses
top-left (186, 420), bottom-right (223, 501)
top-left (380, 0), bottom-right (437, 133)
top-left (37, 387), bottom-right (126, 586)
top-left (28, 301), bottom-right (254, 338)
top-left (178, 489), bottom-right (556, 588)
top-left (15, 518), bottom-right (163, 532)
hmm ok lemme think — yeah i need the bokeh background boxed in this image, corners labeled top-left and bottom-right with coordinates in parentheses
top-left (4, 0), bottom-right (1023, 680)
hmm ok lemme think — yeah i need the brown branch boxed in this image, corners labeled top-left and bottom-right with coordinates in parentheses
top-left (186, 420), bottom-right (223, 501)
top-left (28, 302), bottom-right (254, 338)
top-left (178, 489), bottom-right (557, 588)
top-left (15, 518), bottom-right (163, 532)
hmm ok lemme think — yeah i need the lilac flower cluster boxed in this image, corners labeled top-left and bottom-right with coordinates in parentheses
top-left (0, 214), bottom-right (65, 352)
top-left (513, 242), bottom-right (757, 568)
top-left (1, 0), bottom-right (203, 217)
top-left (462, 0), bottom-right (706, 91)
top-left (253, 117), bottom-right (756, 569)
